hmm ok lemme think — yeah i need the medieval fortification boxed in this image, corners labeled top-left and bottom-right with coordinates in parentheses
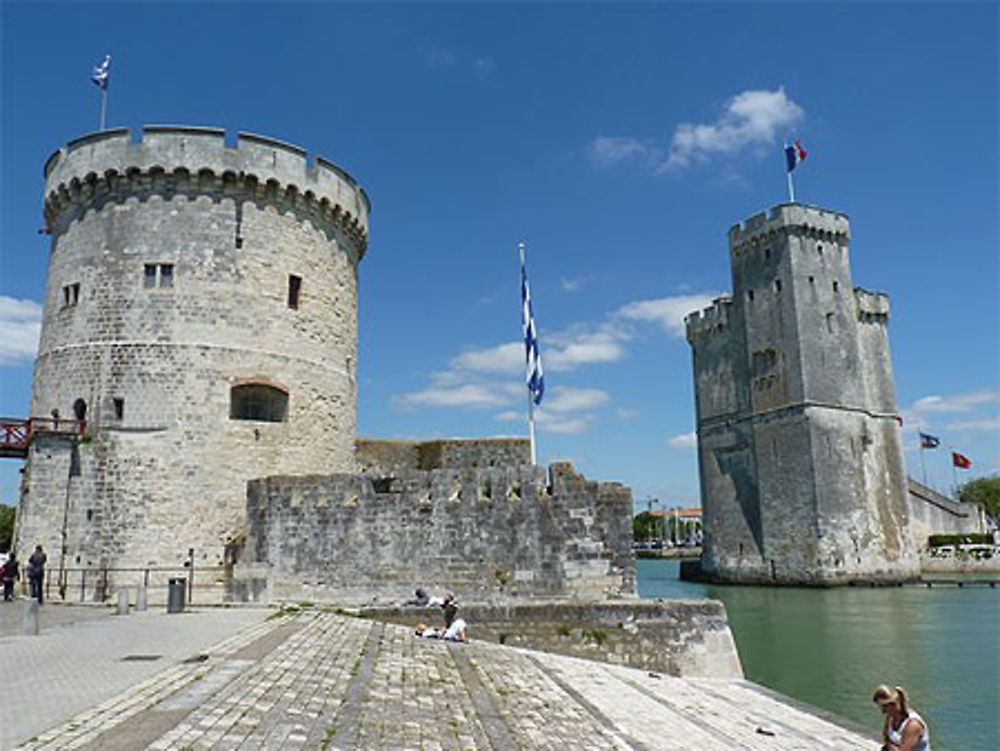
top-left (685, 204), bottom-right (983, 585)
top-left (13, 126), bottom-right (632, 603)
top-left (12, 127), bottom-right (984, 601)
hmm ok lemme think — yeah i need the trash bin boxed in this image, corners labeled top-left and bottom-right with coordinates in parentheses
top-left (167, 578), bottom-right (186, 614)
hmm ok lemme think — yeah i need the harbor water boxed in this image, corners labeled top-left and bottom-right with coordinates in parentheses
top-left (637, 558), bottom-right (999, 751)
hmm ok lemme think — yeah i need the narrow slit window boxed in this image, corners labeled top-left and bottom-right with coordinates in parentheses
top-left (774, 279), bottom-right (782, 292)
top-left (113, 398), bottom-right (124, 420)
top-left (288, 274), bottom-right (302, 310)
top-left (832, 280), bottom-right (839, 293)
top-left (62, 283), bottom-right (80, 306)
top-left (747, 289), bottom-right (754, 302)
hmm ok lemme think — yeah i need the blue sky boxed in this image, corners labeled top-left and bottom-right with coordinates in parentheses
top-left (1, 2), bottom-right (997, 512)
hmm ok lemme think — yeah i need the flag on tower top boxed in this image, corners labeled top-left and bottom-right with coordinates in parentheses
top-left (91, 54), bottom-right (111, 90)
top-left (919, 432), bottom-right (940, 449)
top-left (784, 139), bottom-right (807, 172)
top-left (952, 451), bottom-right (972, 469)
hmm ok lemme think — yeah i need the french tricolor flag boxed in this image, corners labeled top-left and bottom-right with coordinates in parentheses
top-left (784, 139), bottom-right (807, 173)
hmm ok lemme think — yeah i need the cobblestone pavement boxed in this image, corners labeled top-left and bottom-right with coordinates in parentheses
top-left (7, 609), bottom-right (880, 750)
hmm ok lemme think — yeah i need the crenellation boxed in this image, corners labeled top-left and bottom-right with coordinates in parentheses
top-left (728, 203), bottom-right (850, 253)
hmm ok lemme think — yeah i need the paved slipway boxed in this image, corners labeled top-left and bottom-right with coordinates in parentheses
top-left (0, 603), bottom-right (878, 750)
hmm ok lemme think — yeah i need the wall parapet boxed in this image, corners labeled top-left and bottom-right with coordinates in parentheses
top-left (42, 125), bottom-right (370, 250)
top-left (231, 462), bottom-right (635, 606)
top-left (728, 203), bottom-right (849, 253)
top-left (685, 295), bottom-right (732, 341)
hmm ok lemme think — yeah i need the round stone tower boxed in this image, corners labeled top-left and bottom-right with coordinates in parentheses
top-left (17, 126), bottom-right (370, 580)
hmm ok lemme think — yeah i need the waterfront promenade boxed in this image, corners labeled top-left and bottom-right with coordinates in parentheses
top-left (0, 602), bottom-right (879, 750)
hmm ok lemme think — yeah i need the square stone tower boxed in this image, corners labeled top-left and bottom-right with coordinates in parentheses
top-left (684, 204), bottom-right (920, 584)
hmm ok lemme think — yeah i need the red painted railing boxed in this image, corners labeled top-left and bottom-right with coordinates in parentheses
top-left (0, 417), bottom-right (86, 457)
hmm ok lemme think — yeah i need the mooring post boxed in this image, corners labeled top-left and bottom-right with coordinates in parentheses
top-left (21, 599), bottom-right (39, 636)
top-left (116, 588), bottom-right (129, 615)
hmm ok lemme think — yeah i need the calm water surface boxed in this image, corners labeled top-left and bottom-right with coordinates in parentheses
top-left (637, 558), bottom-right (999, 751)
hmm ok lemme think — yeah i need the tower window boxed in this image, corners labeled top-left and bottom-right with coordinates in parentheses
top-left (832, 281), bottom-right (839, 293)
top-left (747, 289), bottom-right (754, 302)
top-left (287, 274), bottom-right (302, 310)
top-left (764, 248), bottom-right (771, 260)
top-left (144, 264), bottom-right (175, 289)
top-left (230, 384), bottom-right (289, 422)
top-left (62, 283), bottom-right (80, 306)
top-left (808, 276), bottom-right (814, 284)
top-left (774, 279), bottom-right (782, 292)
top-left (113, 398), bottom-right (124, 420)
top-left (817, 244), bottom-right (823, 256)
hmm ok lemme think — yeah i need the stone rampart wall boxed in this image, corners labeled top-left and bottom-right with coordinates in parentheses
top-left (907, 479), bottom-right (986, 542)
top-left (356, 437), bottom-right (530, 475)
top-left (359, 600), bottom-right (743, 679)
top-left (231, 462), bottom-right (634, 605)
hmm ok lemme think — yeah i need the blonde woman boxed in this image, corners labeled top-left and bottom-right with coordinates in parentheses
top-left (873, 685), bottom-right (931, 751)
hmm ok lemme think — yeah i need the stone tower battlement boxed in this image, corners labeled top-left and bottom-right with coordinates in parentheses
top-left (727, 203), bottom-right (849, 254)
top-left (18, 126), bottom-right (370, 578)
top-left (684, 295), bottom-right (733, 341)
top-left (43, 126), bottom-right (370, 253)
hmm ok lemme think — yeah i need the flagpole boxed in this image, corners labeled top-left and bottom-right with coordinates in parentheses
top-left (99, 88), bottom-right (107, 131)
top-left (520, 241), bottom-right (537, 466)
top-left (920, 443), bottom-right (927, 485)
top-left (787, 171), bottom-right (795, 203)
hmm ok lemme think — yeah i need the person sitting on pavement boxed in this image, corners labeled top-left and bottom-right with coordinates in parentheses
top-left (414, 622), bottom-right (444, 639)
top-left (873, 684), bottom-right (931, 751)
top-left (406, 587), bottom-right (430, 606)
top-left (442, 617), bottom-right (467, 642)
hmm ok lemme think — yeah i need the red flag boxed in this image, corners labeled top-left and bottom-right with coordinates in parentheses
top-left (952, 451), bottom-right (972, 469)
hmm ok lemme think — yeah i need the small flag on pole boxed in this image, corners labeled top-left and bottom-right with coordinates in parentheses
top-left (91, 54), bottom-right (111, 90)
top-left (784, 139), bottom-right (807, 172)
top-left (919, 433), bottom-right (940, 449)
top-left (952, 451), bottom-right (972, 469)
top-left (520, 247), bottom-right (544, 406)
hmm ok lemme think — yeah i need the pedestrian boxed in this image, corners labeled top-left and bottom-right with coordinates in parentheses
top-left (28, 545), bottom-right (46, 604)
top-left (441, 593), bottom-right (457, 627)
top-left (3, 552), bottom-right (20, 601)
top-left (873, 684), bottom-right (931, 751)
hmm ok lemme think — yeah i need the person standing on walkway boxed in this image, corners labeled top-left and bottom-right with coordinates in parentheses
top-left (3, 551), bottom-right (20, 601)
top-left (873, 684), bottom-right (931, 751)
top-left (28, 545), bottom-right (47, 604)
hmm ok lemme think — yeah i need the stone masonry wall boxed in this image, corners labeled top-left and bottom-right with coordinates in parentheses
top-left (18, 126), bottom-right (369, 576)
top-left (356, 437), bottom-right (531, 475)
top-left (361, 600), bottom-right (743, 680)
top-left (231, 462), bottom-right (635, 605)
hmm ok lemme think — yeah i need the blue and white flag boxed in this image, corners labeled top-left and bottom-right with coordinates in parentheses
top-left (91, 54), bottom-right (111, 90)
top-left (520, 246), bottom-right (544, 406)
top-left (919, 432), bottom-right (940, 449)
top-left (784, 139), bottom-right (807, 172)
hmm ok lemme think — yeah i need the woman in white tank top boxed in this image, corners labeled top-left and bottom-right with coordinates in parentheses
top-left (872, 684), bottom-right (931, 751)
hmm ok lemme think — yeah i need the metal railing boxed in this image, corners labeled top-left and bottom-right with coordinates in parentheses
top-left (30, 562), bottom-right (231, 605)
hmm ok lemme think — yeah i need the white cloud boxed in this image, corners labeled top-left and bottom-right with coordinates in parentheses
top-left (665, 87), bottom-right (804, 170)
top-left (560, 277), bottom-right (583, 293)
top-left (616, 292), bottom-right (721, 338)
top-left (451, 342), bottom-right (523, 375)
top-left (0, 296), bottom-right (42, 366)
top-left (546, 326), bottom-right (628, 371)
top-left (910, 390), bottom-right (999, 414)
top-left (494, 408), bottom-right (592, 434)
top-left (667, 431), bottom-right (697, 449)
top-left (543, 387), bottom-right (610, 413)
top-left (946, 417), bottom-right (1000, 432)
top-left (587, 137), bottom-right (664, 170)
top-left (616, 407), bottom-right (640, 420)
top-left (394, 383), bottom-right (512, 409)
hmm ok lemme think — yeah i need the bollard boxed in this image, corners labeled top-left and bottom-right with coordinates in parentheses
top-left (117, 589), bottom-right (129, 615)
top-left (136, 585), bottom-right (148, 612)
top-left (21, 599), bottom-right (39, 636)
